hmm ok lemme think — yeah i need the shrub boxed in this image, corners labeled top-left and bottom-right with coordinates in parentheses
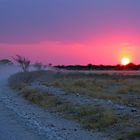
top-left (33, 62), bottom-right (44, 70)
top-left (13, 55), bottom-right (30, 72)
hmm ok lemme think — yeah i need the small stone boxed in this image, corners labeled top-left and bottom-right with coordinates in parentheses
top-left (116, 105), bottom-right (125, 110)
top-left (49, 124), bottom-right (55, 127)
top-left (76, 93), bottom-right (80, 96)
top-left (131, 109), bottom-right (137, 112)
top-left (107, 100), bottom-right (113, 104)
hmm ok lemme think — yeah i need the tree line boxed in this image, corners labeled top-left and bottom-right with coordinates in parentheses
top-left (56, 63), bottom-right (140, 71)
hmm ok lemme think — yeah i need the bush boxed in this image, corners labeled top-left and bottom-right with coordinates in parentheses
top-left (13, 55), bottom-right (30, 72)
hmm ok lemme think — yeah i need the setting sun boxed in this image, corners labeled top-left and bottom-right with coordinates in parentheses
top-left (121, 57), bottom-right (130, 65)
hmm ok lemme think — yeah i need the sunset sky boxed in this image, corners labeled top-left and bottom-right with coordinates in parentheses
top-left (0, 0), bottom-right (140, 65)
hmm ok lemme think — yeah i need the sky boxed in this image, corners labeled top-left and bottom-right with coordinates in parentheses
top-left (0, 0), bottom-right (140, 65)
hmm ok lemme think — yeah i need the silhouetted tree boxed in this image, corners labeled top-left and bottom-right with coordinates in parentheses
top-left (87, 64), bottom-right (94, 70)
top-left (13, 55), bottom-right (30, 72)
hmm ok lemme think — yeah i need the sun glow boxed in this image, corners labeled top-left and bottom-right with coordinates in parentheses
top-left (121, 57), bottom-right (130, 65)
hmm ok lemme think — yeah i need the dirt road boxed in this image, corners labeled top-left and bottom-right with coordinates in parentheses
top-left (0, 65), bottom-right (109, 140)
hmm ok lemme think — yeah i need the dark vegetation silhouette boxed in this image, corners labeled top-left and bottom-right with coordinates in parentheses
top-left (1, 56), bottom-right (140, 71)
top-left (13, 55), bottom-right (30, 72)
top-left (33, 62), bottom-right (44, 70)
top-left (56, 63), bottom-right (140, 71)
top-left (33, 62), bottom-right (47, 70)
top-left (0, 59), bottom-right (13, 65)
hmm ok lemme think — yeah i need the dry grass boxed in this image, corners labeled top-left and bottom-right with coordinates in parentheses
top-left (10, 82), bottom-right (27, 91)
top-left (116, 79), bottom-right (140, 94)
top-left (73, 106), bottom-right (119, 130)
top-left (20, 86), bottom-right (64, 108)
top-left (9, 71), bottom-right (140, 107)
top-left (11, 85), bottom-right (121, 131)
top-left (118, 127), bottom-right (140, 140)
top-left (8, 71), bottom-right (140, 139)
top-left (45, 78), bottom-right (140, 108)
top-left (128, 128), bottom-right (140, 139)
